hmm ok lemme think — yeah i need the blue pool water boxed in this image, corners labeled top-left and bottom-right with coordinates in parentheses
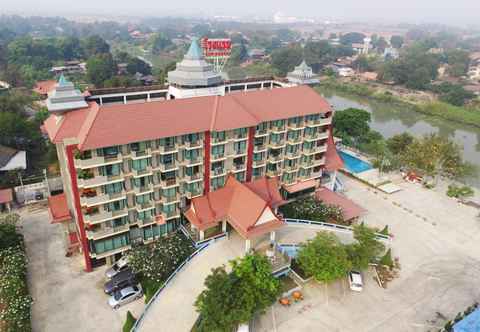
top-left (339, 151), bottom-right (373, 174)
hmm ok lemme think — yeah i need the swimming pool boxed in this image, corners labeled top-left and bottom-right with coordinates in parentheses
top-left (339, 151), bottom-right (373, 174)
top-left (279, 244), bottom-right (300, 258)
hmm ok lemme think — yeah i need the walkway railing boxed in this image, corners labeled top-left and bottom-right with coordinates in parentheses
top-left (130, 233), bottom-right (227, 332)
top-left (179, 224), bottom-right (228, 248)
top-left (284, 218), bottom-right (391, 242)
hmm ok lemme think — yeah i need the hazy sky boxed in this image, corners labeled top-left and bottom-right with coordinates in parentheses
top-left (2, 0), bottom-right (480, 25)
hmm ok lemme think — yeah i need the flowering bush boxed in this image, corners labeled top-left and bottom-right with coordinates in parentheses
top-left (127, 231), bottom-right (195, 285)
top-left (279, 197), bottom-right (348, 225)
top-left (0, 244), bottom-right (32, 332)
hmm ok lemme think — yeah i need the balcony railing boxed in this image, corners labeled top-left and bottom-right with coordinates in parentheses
top-left (270, 125), bottom-right (286, 133)
top-left (184, 172), bottom-right (203, 183)
top-left (232, 163), bottom-right (246, 172)
top-left (74, 154), bottom-right (123, 169)
top-left (162, 209), bottom-right (180, 220)
top-left (158, 162), bottom-right (178, 172)
top-left (77, 173), bottom-right (123, 188)
top-left (160, 194), bottom-right (180, 204)
top-left (252, 159), bottom-right (266, 167)
top-left (133, 185), bottom-right (154, 195)
top-left (287, 122), bottom-right (305, 130)
top-left (80, 191), bottom-right (126, 207)
top-left (211, 152), bottom-right (226, 161)
top-left (268, 154), bottom-right (283, 163)
top-left (211, 167), bottom-right (226, 177)
top-left (255, 129), bottom-right (268, 137)
top-left (286, 135), bottom-right (302, 144)
top-left (84, 209), bottom-right (128, 224)
top-left (185, 188), bottom-right (203, 199)
top-left (157, 145), bottom-right (178, 154)
top-left (306, 117), bottom-right (332, 127)
top-left (182, 157), bottom-right (202, 166)
top-left (254, 144), bottom-right (267, 152)
top-left (132, 167), bottom-right (153, 178)
top-left (266, 169), bottom-right (281, 177)
top-left (160, 178), bottom-right (178, 188)
top-left (183, 140), bottom-right (202, 149)
top-left (131, 149), bottom-right (152, 159)
top-left (268, 140), bottom-right (286, 148)
top-left (87, 224), bottom-right (129, 240)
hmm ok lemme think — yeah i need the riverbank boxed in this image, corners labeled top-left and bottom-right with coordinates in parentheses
top-left (317, 79), bottom-right (480, 129)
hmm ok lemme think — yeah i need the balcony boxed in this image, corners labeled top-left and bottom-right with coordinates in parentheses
top-left (157, 145), bottom-right (178, 155)
top-left (130, 149), bottom-right (152, 160)
top-left (136, 201), bottom-right (155, 212)
top-left (77, 173), bottom-right (123, 188)
top-left (74, 154), bottom-right (123, 169)
top-left (211, 137), bottom-right (227, 145)
top-left (80, 191), bottom-right (126, 207)
top-left (185, 188), bottom-right (203, 199)
top-left (253, 144), bottom-right (267, 153)
top-left (266, 169), bottom-right (281, 177)
top-left (283, 164), bottom-right (299, 173)
top-left (84, 209), bottom-right (128, 224)
top-left (252, 159), bottom-right (266, 167)
top-left (182, 157), bottom-right (203, 166)
top-left (286, 135), bottom-right (302, 144)
top-left (268, 154), bottom-right (283, 163)
top-left (138, 217), bottom-right (156, 227)
top-left (268, 140), bottom-right (286, 148)
top-left (211, 152), bottom-right (226, 161)
top-left (211, 167), bottom-right (226, 177)
top-left (307, 117), bottom-right (332, 127)
top-left (270, 125), bottom-right (287, 134)
top-left (184, 172), bottom-right (203, 183)
top-left (158, 162), bottom-right (178, 172)
top-left (318, 131), bottom-right (329, 140)
top-left (231, 133), bottom-right (248, 141)
top-left (132, 167), bottom-right (153, 178)
top-left (158, 178), bottom-right (179, 188)
top-left (132, 185), bottom-right (154, 195)
top-left (183, 140), bottom-right (202, 150)
top-left (300, 159), bottom-right (315, 168)
top-left (160, 194), bottom-right (180, 204)
top-left (162, 209), bottom-right (181, 220)
top-left (287, 122), bottom-right (305, 130)
top-left (313, 157), bottom-right (326, 166)
top-left (86, 223), bottom-right (129, 240)
top-left (232, 163), bottom-right (246, 172)
top-left (285, 150), bottom-right (301, 159)
top-left (231, 149), bottom-right (247, 157)
top-left (255, 129), bottom-right (269, 137)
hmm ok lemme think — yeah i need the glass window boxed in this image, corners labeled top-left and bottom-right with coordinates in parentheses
top-left (104, 199), bottom-right (126, 212)
top-left (256, 122), bottom-right (267, 132)
top-left (253, 152), bottom-right (264, 161)
top-left (211, 131), bottom-right (226, 141)
top-left (103, 182), bottom-right (123, 194)
top-left (211, 145), bottom-right (225, 156)
top-left (233, 141), bottom-right (246, 153)
top-left (162, 187), bottom-right (177, 197)
top-left (184, 149), bottom-right (199, 160)
top-left (93, 233), bottom-right (129, 254)
top-left (131, 158), bottom-right (150, 171)
top-left (233, 128), bottom-right (247, 137)
top-left (99, 163), bottom-right (121, 176)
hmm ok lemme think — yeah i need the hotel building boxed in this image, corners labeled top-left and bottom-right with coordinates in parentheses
top-left (43, 39), bottom-right (343, 271)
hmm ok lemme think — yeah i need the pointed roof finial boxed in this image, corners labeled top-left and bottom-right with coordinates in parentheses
top-left (185, 37), bottom-right (204, 60)
top-left (58, 74), bottom-right (69, 87)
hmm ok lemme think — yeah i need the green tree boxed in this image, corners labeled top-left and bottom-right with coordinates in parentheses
top-left (123, 311), bottom-right (136, 332)
top-left (82, 35), bottom-right (110, 58)
top-left (270, 46), bottom-right (303, 76)
top-left (333, 108), bottom-right (371, 145)
top-left (346, 224), bottom-right (385, 270)
top-left (86, 53), bottom-right (116, 87)
top-left (386, 133), bottom-right (414, 155)
top-left (126, 58), bottom-right (151, 75)
top-left (149, 33), bottom-right (172, 55)
top-left (340, 32), bottom-right (366, 45)
top-left (297, 232), bottom-right (352, 283)
top-left (195, 254), bottom-right (280, 332)
top-left (401, 133), bottom-right (474, 182)
top-left (444, 49), bottom-right (470, 77)
top-left (390, 35), bottom-right (404, 49)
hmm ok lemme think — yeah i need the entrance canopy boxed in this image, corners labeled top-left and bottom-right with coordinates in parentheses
top-left (48, 193), bottom-right (72, 224)
top-left (184, 175), bottom-right (285, 239)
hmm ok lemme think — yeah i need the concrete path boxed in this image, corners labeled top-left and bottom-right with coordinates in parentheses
top-left (139, 233), bottom-right (245, 332)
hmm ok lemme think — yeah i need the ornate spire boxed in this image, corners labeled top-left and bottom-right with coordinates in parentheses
top-left (185, 37), bottom-right (203, 60)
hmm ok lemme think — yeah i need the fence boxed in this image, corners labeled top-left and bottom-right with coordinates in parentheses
top-left (131, 233), bottom-right (227, 332)
top-left (179, 224), bottom-right (228, 248)
top-left (13, 176), bottom-right (63, 205)
top-left (284, 218), bottom-right (391, 242)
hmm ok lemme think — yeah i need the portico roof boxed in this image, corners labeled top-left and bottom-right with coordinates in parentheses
top-left (184, 175), bottom-right (285, 239)
top-left (48, 193), bottom-right (72, 224)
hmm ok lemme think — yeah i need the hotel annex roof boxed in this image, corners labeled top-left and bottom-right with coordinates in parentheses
top-left (43, 85), bottom-right (333, 151)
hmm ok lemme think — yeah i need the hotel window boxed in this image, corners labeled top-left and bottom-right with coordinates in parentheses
top-left (131, 158), bottom-right (151, 171)
top-left (138, 209), bottom-right (153, 220)
top-left (269, 133), bottom-right (284, 144)
top-left (162, 203), bottom-right (177, 215)
top-left (304, 127), bottom-right (317, 137)
top-left (253, 152), bottom-right (264, 161)
top-left (99, 163), bottom-right (121, 177)
top-left (104, 199), bottom-right (126, 212)
top-left (303, 141), bottom-right (314, 151)
top-left (256, 122), bottom-right (267, 133)
top-left (185, 165), bottom-right (200, 176)
top-left (97, 146), bottom-right (119, 157)
top-left (286, 144), bottom-right (299, 154)
top-left (184, 149), bottom-right (199, 160)
top-left (285, 159), bottom-right (297, 169)
top-left (282, 172), bottom-right (295, 183)
top-left (252, 167), bottom-right (263, 177)
top-left (92, 233), bottom-right (129, 254)
top-left (161, 170), bottom-right (176, 181)
top-left (136, 193), bottom-right (152, 205)
top-left (235, 172), bottom-right (245, 182)
top-left (130, 141), bottom-right (148, 152)
top-left (271, 119), bottom-right (285, 128)
top-left (102, 182), bottom-right (123, 195)
top-left (106, 216), bottom-right (128, 228)
top-left (211, 161), bottom-right (224, 172)
top-left (288, 116), bottom-right (302, 125)
top-left (254, 137), bottom-right (265, 147)
top-left (211, 144), bottom-right (225, 157)
top-left (160, 153), bottom-right (176, 165)
top-left (211, 176), bottom-right (225, 189)
top-left (306, 114), bottom-right (319, 122)
top-left (267, 163), bottom-right (278, 172)
top-left (182, 133), bottom-right (199, 144)
top-left (233, 141), bottom-right (246, 154)
top-left (233, 128), bottom-right (247, 137)
top-left (158, 137), bottom-right (176, 147)
top-left (184, 182), bottom-right (201, 193)
top-left (287, 130), bottom-right (300, 141)
top-left (162, 187), bottom-right (177, 198)
top-left (131, 176), bottom-right (152, 188)
top-left (211, 131), bottom-right (226, 142)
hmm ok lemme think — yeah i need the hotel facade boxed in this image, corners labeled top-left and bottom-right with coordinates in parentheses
top-left (44, 39), bottom-right (343, 271)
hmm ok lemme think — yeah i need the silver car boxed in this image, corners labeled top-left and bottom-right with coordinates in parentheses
top-left (108, 284), bottom-right (143, 309)
top-left (105, 256), bottom-right (129, 279)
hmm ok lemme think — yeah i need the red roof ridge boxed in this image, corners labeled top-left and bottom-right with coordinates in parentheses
top-left (209, 95), bottom-right (220, 131)
top-left (78, 102), bottom-right (100, 150)
top-left (229, 93), bottom-right (261, 123)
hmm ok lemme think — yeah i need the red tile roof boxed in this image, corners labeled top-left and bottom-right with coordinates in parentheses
top-left (283, 179), bottom-right (318, 194)
top-left (244, 176), bottom-right (286, 208)
top-left (48, 193), bottom-right (72, 224)
top-left (0, 188), bottom-right (13, 204)
top-left (33, 80), bottom-right (56, 96)
top-left (315, 188), bottom-right (366, 221)
top-left (184, 175), bottom-right (285, 239)
top-left (43, 86), bottom-right (332, 150)
top-left (325, 133), bottom-right (344, 172)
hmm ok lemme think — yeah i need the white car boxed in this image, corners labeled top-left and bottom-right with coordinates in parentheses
top-left (348, 271), bottom-right (363, 292)
top-left (105, 256), bottom-right (129, 279)
top-left (108, 284), bottom-right (143, 309)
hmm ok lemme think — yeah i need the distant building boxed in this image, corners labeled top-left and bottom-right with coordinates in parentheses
top-left (358, 72), bottom-right (378, 81)
top-left (117, 63), bottom-right (128, 75)
top-left (0, 145), bottom-right (27, 171)
top-left (50, 61), bottom-right (86, 75)
top-left (248, 49), bottom-right (266, 60)
top-left (287, 60), bottom-right (320, 86)
top-left (468, 66), bottom-right (480, 82)
top-left (337, 67), bottom-right (355, 77)
top-left (33, 80), bottom-right (57, 98)
top-left (46, 74), bottom-right (88, 114)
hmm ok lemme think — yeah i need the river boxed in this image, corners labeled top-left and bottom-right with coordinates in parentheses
top-left (319, 89), bottom-right (480, 188)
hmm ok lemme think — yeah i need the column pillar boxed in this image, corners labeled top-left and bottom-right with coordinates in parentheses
top-left (270, 231), bottom-right (276, 243)
top-left (330, 170), bottom-right (337, 191)
top-left (123, 95), bottom-right (127, 104)
top-left (147, 93), bottom-right (151, 102)
top-left (222, 220), bottom-right (227, 233)
top-left (245, 239), bottom-right (251, 253)
top-left (99, 97), bottom-right (103, 106)
top-left (199, 230), bottom-right (205, 241)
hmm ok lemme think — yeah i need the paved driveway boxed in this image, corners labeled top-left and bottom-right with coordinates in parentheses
top-left (255, 176), bottom-right (480, 332)
top-left (21, 208), bottom-right (144, 332)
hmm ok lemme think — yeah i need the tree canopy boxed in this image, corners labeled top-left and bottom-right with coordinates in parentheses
top-left (270, 46), bottom-right (303, 76)
top-left (86, 53), bottom-right (116, 87)
top-left (346, 224), bottom-right (385, 270)
top-left (340, 32), bottom-right (366, 45)
top-left (390, 35), bottom-right (404, 49)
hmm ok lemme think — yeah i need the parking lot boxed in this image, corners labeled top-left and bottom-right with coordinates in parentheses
top-left (255, 177), bottom-right (480, 332)
top-left (20, 208), bottom-right (144, 332)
